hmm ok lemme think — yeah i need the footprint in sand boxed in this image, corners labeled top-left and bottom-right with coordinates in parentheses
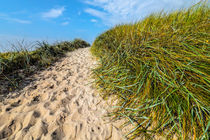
top-left (5, 99), bottom-right (21, 112)
top-left (0, 120), bottom-right (16, 139)
top-left (28, 95), bottom-right (40, 106)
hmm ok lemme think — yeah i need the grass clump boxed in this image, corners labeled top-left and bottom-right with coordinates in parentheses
top-left (91, 2), bottom-right (209, 139)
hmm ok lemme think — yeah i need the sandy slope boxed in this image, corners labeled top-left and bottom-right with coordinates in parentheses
top-left (0, 48), bottom-right (123, 140)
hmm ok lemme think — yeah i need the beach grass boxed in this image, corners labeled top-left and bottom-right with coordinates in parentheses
top-left (0, 39), bottom-right (90, 92)
top-left (91, 1), bottom-right (209, 139)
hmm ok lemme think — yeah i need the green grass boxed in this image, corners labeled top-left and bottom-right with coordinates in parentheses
top-left (91, 1), bottom-right (209, 139)
top-left (0, 39), bottom-right (90, 74)
top-left (0, 39), bottom-right (90, 91)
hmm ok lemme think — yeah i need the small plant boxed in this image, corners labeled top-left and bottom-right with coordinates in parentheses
top-left (91, 1), bottom-right (209, 139)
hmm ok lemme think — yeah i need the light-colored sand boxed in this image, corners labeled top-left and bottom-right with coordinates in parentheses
top-left (0, 48), bottom-right (124, 140)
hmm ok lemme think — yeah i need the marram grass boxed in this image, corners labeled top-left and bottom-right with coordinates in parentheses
top-left (0, 39), bottom-right (90, 92)
top-left (91, 1), bottom-right (209, 140)
top-left (0, 39), bottom-right (90, 74)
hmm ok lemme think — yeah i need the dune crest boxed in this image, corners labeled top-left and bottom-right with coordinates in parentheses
top-left (0, 48), bottom-right (123, 140)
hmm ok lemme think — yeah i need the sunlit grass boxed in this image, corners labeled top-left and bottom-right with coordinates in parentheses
top-left (0, 39), bottom-right (90, 74)
top-left (91, 1), bottom-right (209, 139)
top-left (0, 39), bottom-right (90, 91)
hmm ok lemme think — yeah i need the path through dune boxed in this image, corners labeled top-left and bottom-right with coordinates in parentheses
top-left (0, 48), bottom-right (123, 140)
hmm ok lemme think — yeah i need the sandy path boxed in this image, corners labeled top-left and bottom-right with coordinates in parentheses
top-left (0, 48), bottom-right (123, 140)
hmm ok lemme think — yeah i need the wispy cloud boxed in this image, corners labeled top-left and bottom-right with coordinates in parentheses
top-left (85, 8), bottom-right (107, 19)
top-left (91, 19), bottom-right (98, 23)
top-left (61, 21), bottom-right (69, 26)
top-left (42, 7), bottom-right (65, 18)
top-left (84, 0), bottom-right (201, 26)
top-left (0, 13), bottom-right (31, 24)
top-left (7, 18), bottom-right (31, 24)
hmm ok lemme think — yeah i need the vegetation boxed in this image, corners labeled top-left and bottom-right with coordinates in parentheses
top-left (0, 39), bottom-right (90, 74)
top-left (0, 39), bottom-right (90, 93)
top-left (91, 1), bottom-right (209, 139)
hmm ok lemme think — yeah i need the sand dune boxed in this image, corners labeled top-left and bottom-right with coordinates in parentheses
top-left (0, 48), bottom-right (123, 140)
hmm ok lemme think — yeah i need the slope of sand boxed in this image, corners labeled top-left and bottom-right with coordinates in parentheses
top-left (0, 48), bottom-right (124, 140)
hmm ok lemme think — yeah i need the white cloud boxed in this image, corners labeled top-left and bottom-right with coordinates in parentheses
top-left (91, 19), bottom-right (98, 23)
top-left (85, 8), bottom-right (107, 19)
top-left (42, 7), bottom-right (65, 18)
top-left (0, 13), bottom-right (31, 24)
top-left (84, 0), bottom-right (201, 26)
top-left (61, 21), bottom-right (69, 26)
top-left (7, 18), bottom-right (31, 24)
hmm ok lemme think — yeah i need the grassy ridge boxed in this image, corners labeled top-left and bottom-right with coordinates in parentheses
top-left (0, 39), bottom-right (90, 93)
top-left (91, 2), bottom-right (209, 139)
top-left (0, 39), bottom-right (90, 74)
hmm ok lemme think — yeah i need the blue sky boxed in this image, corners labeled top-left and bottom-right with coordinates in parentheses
top-left (0, 0), bottom-right (201, 51)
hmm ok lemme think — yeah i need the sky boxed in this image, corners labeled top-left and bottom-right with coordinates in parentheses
top-left (0, 0), bottom-right (201, 51)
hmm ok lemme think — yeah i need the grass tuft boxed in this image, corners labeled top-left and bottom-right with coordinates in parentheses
top-left (91, 1), bottom-right (209, 139)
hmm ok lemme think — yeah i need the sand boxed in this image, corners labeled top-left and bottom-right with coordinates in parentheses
top-left (0, 48), bottom-right (124, 140)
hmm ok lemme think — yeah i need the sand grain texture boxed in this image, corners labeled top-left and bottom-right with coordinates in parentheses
top-left (0, 48), bottom-right (123, 140)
